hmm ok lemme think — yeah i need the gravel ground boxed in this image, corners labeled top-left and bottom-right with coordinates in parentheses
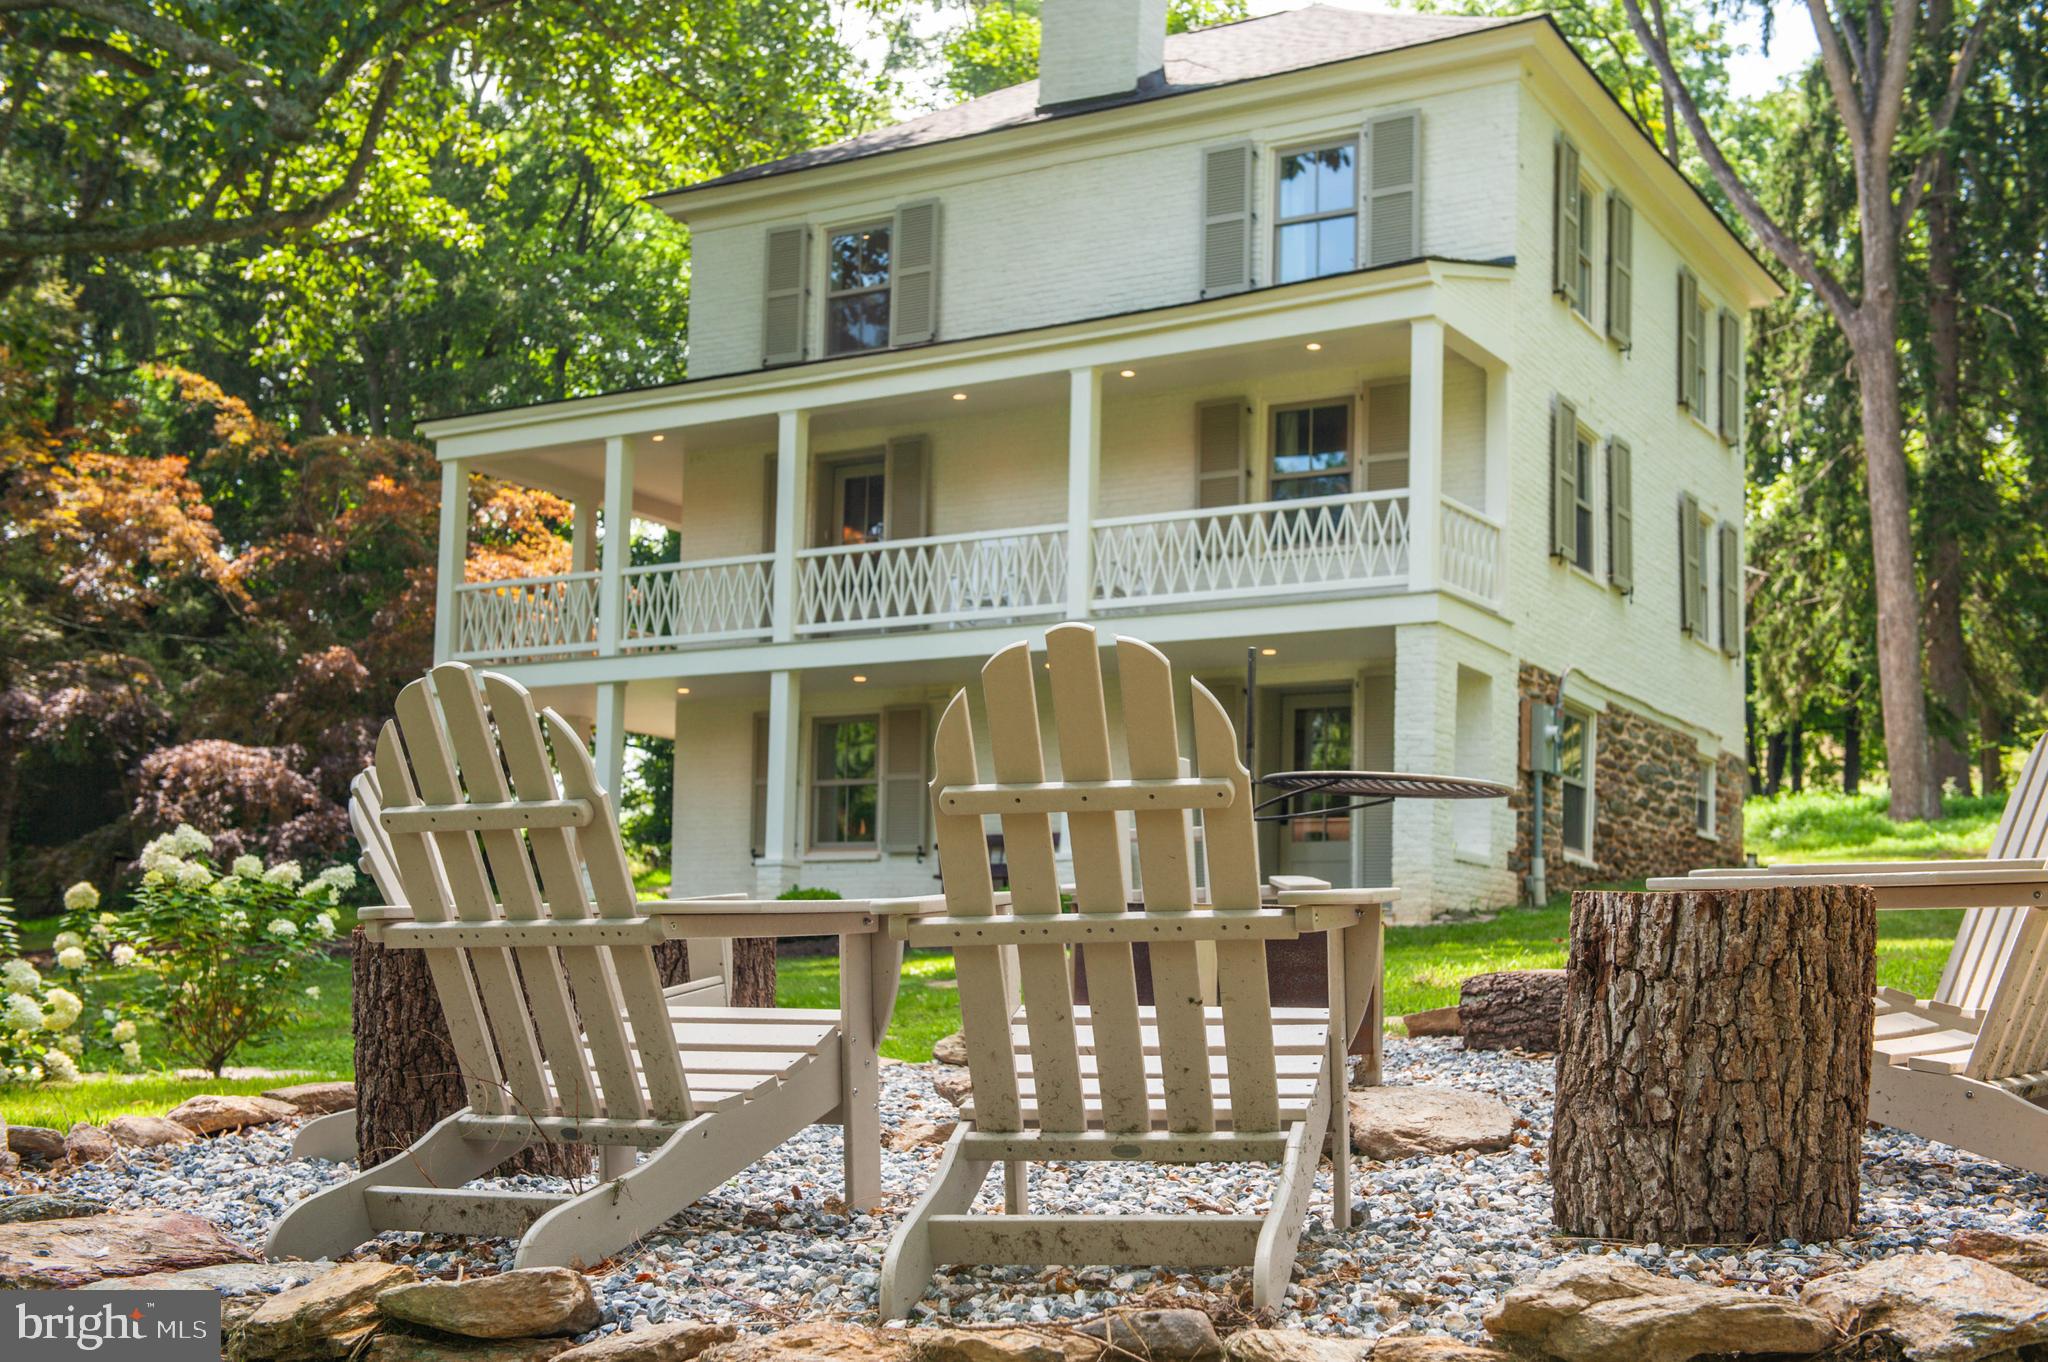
top-left (24, 1037), bottom-right (2048, 1347)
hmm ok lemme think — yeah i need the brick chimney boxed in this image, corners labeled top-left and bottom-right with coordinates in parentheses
top-left (1037, 0), bottom-right (1169, 109)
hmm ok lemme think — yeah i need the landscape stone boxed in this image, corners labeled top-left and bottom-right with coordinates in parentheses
top-left (1484, 1258), bottom-right (1837, 1362)
top-left (5, 1123), bottom-right (64, 1160)
top-left (1346, 1086), bottom-right (1515, 1160)
top-left (80, 1261), bottom-right (334, 1293)
top-left (109, 1113), bottom-right (202, 1148)
top-left (0, 1191), bottom-right (108, 1223)
top-left (169, 1092), bottom-right (300, 1134)
top-left (932, 1069), bottom-right (973, 1107)
top-left (1800, 1253), bottom-right (2048, 1362)
top-left (1222, 1328), bottom-right (1375, 1362)
top-left (554, 1321), bottom-right (741, 1362)
top-left (0, 1145), bottom-right (16, 1173)
top-left (886, 1118), bottom-right (956, 1152)
top-left (367, 1335), bottom-right (571, 1362)
top-left (240, 1261), bottom-right (419, 1361)
top-left (0, 1208), bottom-right (257, 1288)
top-left (64, 1121), bottom-right (116, 1163)
top-left (377, 1267), bottom-right (601, 1339)
top-left (697, 1323), bottom-right (898, 1362)
top-left (908, 1327), bottom-right (1072, 1362)
top-left (1365, 1342), bottom-right (1515, 1362)
top-left (1076, 1309), bottom-right (1223, 1362)
top-left (264, 1081), bottom-right (358, 1115)
top-left (1950, 1231), bottom-right (2048, 1286)
top-left (931, 1032), bottom-right (968, 1066)
top-left (1400, 1007), bottom-right (1462, 1039)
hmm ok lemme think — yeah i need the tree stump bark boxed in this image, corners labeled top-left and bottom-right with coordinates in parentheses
top-left (352, 933), bottom-right (776, 1170)
top-left (1458, 970), bottom-right (1566, 1051)
top-left (1551, 886), bottom-right (1874, 1243)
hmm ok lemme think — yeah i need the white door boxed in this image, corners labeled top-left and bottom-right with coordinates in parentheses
top-left (1278, 692), bottom-right (1354, 884)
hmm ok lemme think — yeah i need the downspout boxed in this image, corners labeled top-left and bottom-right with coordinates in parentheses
top-left (1526, 666), bottom-right (1575, 907)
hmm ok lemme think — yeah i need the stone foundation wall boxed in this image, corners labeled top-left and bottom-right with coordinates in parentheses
top-left (1511, 664), bottom-right (1744, 895)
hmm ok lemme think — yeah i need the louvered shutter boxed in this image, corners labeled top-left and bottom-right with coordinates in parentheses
top-left (879, 706), bottom-right (927, 853)
top-left (1196, 399), bottom-right (1248, 508)
top-left (1607, 438), bottom-right (1634, 594)
top-left (1607, 196), bottom-right (1633, 347)
top-left (1718, 309), bottom-right (1741, 444)
top-left (1678, 492), bottom-right (1702, 635)
top-left (1718, 521), bottom-right (1741, 654)
top-left (1551, 396), bottom-right (1578, 562)
top-left (884, 434), bottom-right (928, 539)
top-left (1676, 269), bottom-right (1699, 410)
top-left (762, 224), bottom-right (810, 367)
top-left (1366, 381), bottom-right (1410, 491)
top-left (1364, 111), bottom-right (1421, 267)
top-left (1553, 137), bottom-right (1581, 304)
top-left (1201, 143), bottom-right (1254, 297)
top-left (889, 200), bottom-right (941, 347)
top-left (750, 712), bottom-right (770, 855)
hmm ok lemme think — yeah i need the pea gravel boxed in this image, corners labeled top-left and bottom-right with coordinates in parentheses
top-left (19, 1037), bottom-right (2048, 1346)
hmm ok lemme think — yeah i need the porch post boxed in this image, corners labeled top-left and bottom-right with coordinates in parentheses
top-left (432, 461), bottom-right (466, 663)
top-left (771, 411), bottom-right (811, 643)
top-left (594, 681), bottom-right (628, 808)
top-left (598, 435), bottom-right (635, 656)
top-left (1065, 366), bottom-right (1101, 619)
top-left (758, 669), bottom-right (803, 893)
top-left (1407, 319), bottom-right (1445, 594)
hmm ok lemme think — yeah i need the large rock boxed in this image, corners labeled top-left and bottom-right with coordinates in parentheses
top-left (1483, 1258), bottom-right (1836, 1362)
top-left (377, 1268), bottom-right (601, 1340)
top-left (697, 1323), bottom-right (894, 1362)
top-left (265, 1081), bottom-right (359, 1115)
top-left (1221, 1329), bottom-right (1374, 1362)
top-left (1346, 1086), bottom-right (1515, 1160)
top-left (64, 1121), bottom-right (116, 1163)
top-left (909, 1328), bottom-right (1073, 1362)
top-left (240, 1261), bottom-right (419, 1360)
top-left (1076, 1309), bottom-right (1222, 1362)
top-left (169, 1093), bottom-right (300, 1134)
top-left (0, 1209), bottom-right (258, 1288)
top-left (932, 1069), bottom-right (973, 1108)
top-left (368, 1336), bottom-right (571, 1362)
top-left (931, 1032), bottom-right (969, 1066)
top-left (1366, 1343), bottom-right (1514, 1362)
top-left (6, 1123), bottom-right (65, 1160)
top-left (886, 1119), bottom-right (956, 1153)
top-left (0, 1191), bottom-right (108, 1223)
top-left (1400, 1007), bottom-right (1461, 1039)
top-left (81, 1261), bottom-right (334, 1293)
top-left (1948, 1230), bottom-right (2048, 1287)
top-left (1800, 1253), bottom-right (2048, 1362)
top-left (109, 1113), bottom-right (202, 1148)
top-left (557, 1321), bottom-right (740, 1362)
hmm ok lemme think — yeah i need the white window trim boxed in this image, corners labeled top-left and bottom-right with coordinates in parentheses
top-left (809, 711), bottom-right (882, 851)
top-left (822, 219), bottom-right (892, 357)
top-left (1559, 705), bottom-right (1597, 866)
top-left (1271, 135), bottom-right (1361, 287)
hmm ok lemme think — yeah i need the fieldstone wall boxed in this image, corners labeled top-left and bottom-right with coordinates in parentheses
top-left (1511, 664), bottom-right (1744, 894)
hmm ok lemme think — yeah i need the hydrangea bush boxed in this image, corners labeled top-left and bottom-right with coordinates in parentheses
top-left (0, 881), bottom-right (137, 1085)
top-left (70, 824), bottom-right (354, 1076)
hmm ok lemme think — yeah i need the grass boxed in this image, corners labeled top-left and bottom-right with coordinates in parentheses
top-left (777, 949), bottom-right (961, 1062)
top-left (1746, 785), bottom-right (2005, 863)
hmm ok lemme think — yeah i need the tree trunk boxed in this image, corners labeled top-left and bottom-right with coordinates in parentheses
top-left (1765, 732), bottom-right (1787, 796)
top-left (1551, 886), bottom-right (1874, 1243)
top-left (728, 938), bottom-right (776, 1007)
top-left (1789, 723), bottom-right (1805, 793)
top-left (1842, 704), bottom-right (1862, 795)
top-left (1458, 969), bottom-right (1565, 1052)
top-left (1922, 151), bottom-right (1976, 797)
top-left (1980, 710), bottom-right (2007, 795)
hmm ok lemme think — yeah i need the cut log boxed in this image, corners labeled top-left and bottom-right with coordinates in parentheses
top-left (1458, 970), bottom-right (1565, 1051)
top-left (1402, 1005), bottom-right (1462, 1038)
top-left (1551, 886), bottom-right (1874, 1243)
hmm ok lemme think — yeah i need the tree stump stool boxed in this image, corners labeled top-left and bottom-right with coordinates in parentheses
top-left (1551, 885), bottom-right (1875, 1243)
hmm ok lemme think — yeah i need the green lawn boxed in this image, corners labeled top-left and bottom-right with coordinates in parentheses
top-left (777, 949), bottom-right (962, 1062)
top-left (1746, 785), bottom-right (2005, 863)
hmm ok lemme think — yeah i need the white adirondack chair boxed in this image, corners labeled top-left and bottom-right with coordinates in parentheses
top-left (268, 662), bottom-right (903, 1269)
top-left (878, 624), bottom-right (1395, 1318)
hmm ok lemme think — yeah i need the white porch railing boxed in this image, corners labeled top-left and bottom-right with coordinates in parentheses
top-left (620, 554), bottom-right (774, 649)
top-left (795, 526), bottom-right (1068, 633)
top-left (453, 571), bottom-right (601, 661)
top-left (1091, 491), bottom-right (1410, 609)
top-left (1439, 498), bottom-right (1504, 603)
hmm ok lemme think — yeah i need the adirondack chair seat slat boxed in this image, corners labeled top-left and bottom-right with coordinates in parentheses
top-left (1903, 1049), bottom-right (1976, 1075)
top-left (1876, 1027), bottom-right (1983, 1060)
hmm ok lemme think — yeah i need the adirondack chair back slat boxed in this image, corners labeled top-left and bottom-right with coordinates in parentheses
top-left (350, 768), bottom-right (404, 905)
top-left (1938, 733), bottom-right (2048, 1013)
top-left (1970, 906), bottom-right (2048, 1081)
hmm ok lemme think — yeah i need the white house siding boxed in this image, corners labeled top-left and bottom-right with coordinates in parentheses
top-left (1441, 354), bottom-right (1488, 509)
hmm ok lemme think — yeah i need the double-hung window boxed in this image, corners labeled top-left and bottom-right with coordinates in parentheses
top-left (1572, 181), bottom-right (1596, 319)
top-left (1558, 707), bottom-right (1593, 857)
top-left (1270, 401), bottom-right (1352, 500)
top-left (1570, 427), bottom-right (1595, 574)
top-left (830, 460), bottom-right (887, 545)
top-left (811, 716), bottom-right (879, 847)
top-left (1275, 143), bottom-right (1357, 284)
top-left (825, 223), bottom-right (892, 355)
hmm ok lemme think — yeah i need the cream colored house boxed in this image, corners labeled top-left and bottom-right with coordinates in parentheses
top-left (419, 2), bottom-right (1779, 919)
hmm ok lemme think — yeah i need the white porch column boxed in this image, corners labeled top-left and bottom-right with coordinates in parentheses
top-left (571, 500), bottom-right (598, 574)
top-left (1065, 366), bottom-right (1102, 619)
top-left (1407, 319), bottom-right (1445, 594)
top-left (432, 461), bottom-right (466, 662)
top-left (593, 681), bottom-right (628, 808)
top-left (770, 411), bottom-right (811, 643)
top-left (758, 669), bottom-right (804, 893)
top-left (598, 435), bottom-right (635, 656)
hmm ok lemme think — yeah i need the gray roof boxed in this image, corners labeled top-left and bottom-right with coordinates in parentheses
top-left (661, 6), bottom-right (1525, 200)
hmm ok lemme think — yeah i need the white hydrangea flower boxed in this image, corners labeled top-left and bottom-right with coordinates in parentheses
top-left (43, 987), bottom-right (82, 1031)
top-left (3, 993), bottom-right (46, 1031)
top-left (111, 1019), bottom-right (137, 1043)
top-left (171, 824), bottom-right (212, 857)
top-left (43, 1048), bottom-right (79, 1082)
top-left (232, 854), bottom-right (264, 878)
top-left (315, 865), bottom-right (356, 892)
top-left (98, 912), bottom-right (117, 925)
top-left (263, 861), bottom-right (303, 887)
top-left (304, 985), bottom-right (321, 1000)
top-left (1, 959), bottom-right (42, 996)
top-left (58, 1032), bottom-right (83, 1055)
top-left (176, 860), bottom-right (214, 888)
top-left (266, 919), bottom-right (299, 939)
top-left (119, 1039), bottom-right (142, 1066)
top-left (312, 913), bottom-right (337, 940)
top-left (51, 931), bottom-right (83, 952)
top-left (55, 947), bottom-right (86, 971)
top-left (110, 944), bottom-right (137, 968)
top-left (62, 882), bottom-right (100, 913)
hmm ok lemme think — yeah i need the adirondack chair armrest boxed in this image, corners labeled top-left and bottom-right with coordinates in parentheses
top-left (358, 904), bottom-right (409, 923)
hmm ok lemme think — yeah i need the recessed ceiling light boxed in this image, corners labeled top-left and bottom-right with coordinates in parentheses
top-left (951, 392), bottom-right (967, 401)
top-left (1305, 342), bottom-right (1323, 352)
top-left (1260, 648), bottom-right (1278, 656)
top-left (852, 674), bottom-right (869, 683)
top-left (1119, 369), bottom-right (1136, 378)
top-left (675, 686), bottom-right (691, 695)
top-left (651, 433), bottom-right (666, 442)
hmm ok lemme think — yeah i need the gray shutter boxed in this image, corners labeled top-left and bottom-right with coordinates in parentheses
top-left (762, 224), bottom-right (810, 367)
top-left (1678, 492), bottom-right (1702, 634)
top-left (888, 199), bottom-right (941, 347)
top-left (1196, 399), bottom-right (1248, 508)
top-left (1676, 269), bottom-right (1699, 410)
top-left (1607, 196), bottom-right (1633, 347)
top-left (1718, 521), bottom-right (1741, 654)
top-left (1551, 396), bottom-right (1578, 562)
top-left (883, 435), bottom-right (928, 540)
top-left (761, 452), bottom-right (779, 553)
top-left (1718, 309), bottom-right (1741, 444)
top-left (750, 712), bottom-right (770, 855)
top-left (879, 706), bottom-right (927, 853)
top-left (1553, 137), bottom-right (1581, 303)
top-left (1201, 143), bottom-right (1255, 297)
top-left (1364, 111), bottom-right (1421, 267)
top-left (1607, 438), bottom-right (1634, 594)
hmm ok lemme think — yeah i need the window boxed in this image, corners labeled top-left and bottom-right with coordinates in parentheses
top-left (811, 716), bottom-right (879, 847)
top-left (1573, 180), bottom-right (1596, 320)
top-left (831, 460), bottom-right (886, 545)
top-left (1270, 401), bottom-right (1351, 500)
top-left (825, 223), bottom-right (891, 355)
top-left (1558, 707), bottom-right (1593, 857)
top-left (1695, 761), bottom-right (1717, 836)
top-left (1275, 143), bottom-right (1358, 284)
top-left (1570, 427), bottom-right (1596, 573)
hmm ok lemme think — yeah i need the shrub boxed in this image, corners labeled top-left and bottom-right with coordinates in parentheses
top-left (0, 880), bottom-right (142, 1085)
top-left (776, 886), bottom-right (843, 900)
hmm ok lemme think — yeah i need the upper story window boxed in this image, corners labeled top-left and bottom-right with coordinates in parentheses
top-left (826, 223), bottom-right (892, 355)
top-left (1569, 425), bottom-right (1595, 574)
top-left (1270, 401), bottom-right (1351, 499)
top-left (830, 459), bottom-right (887, 544)
top-left (1275, 143), bottom-right (1357, 284)
top-left (1571, 179), bottom-right (1596, 320)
